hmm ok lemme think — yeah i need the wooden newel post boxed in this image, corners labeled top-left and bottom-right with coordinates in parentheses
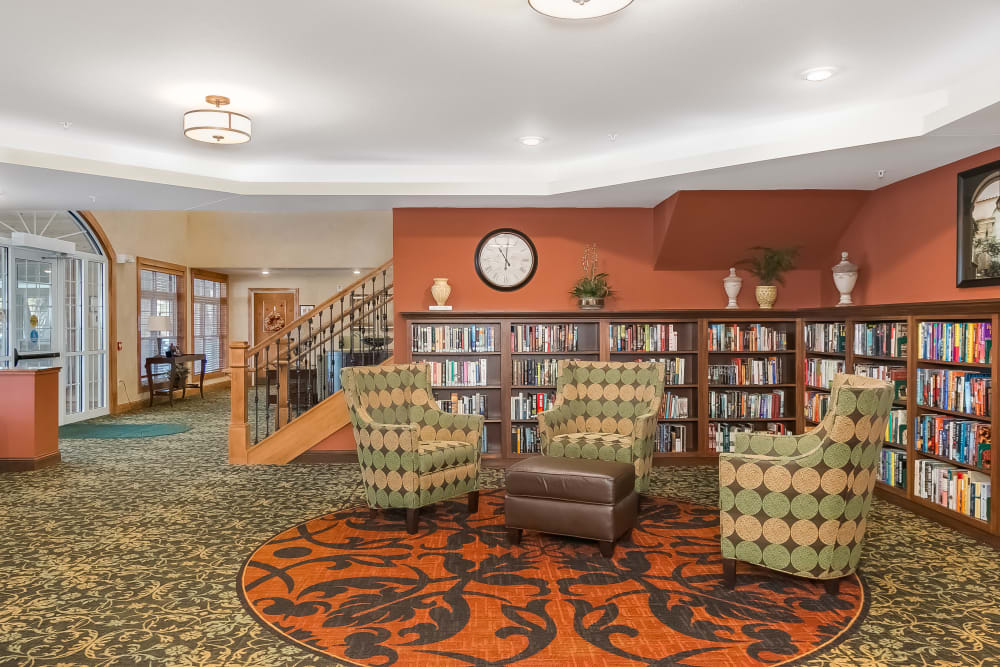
top-left (228, 341), bottom-right (250, 464)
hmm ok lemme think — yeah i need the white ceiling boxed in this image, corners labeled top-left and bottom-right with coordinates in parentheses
top-left (1, 0), bottom-right (999, 209)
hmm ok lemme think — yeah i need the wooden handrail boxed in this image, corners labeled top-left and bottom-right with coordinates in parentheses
top-left (249, 258), bottom-right (392, 356)
top-left (285, 284), bottom-right (394, 365)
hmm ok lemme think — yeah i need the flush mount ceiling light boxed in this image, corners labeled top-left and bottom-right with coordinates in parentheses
top-left (261, 269), bottom-right (270, 275)
top-left (529, 0), bottom-right (632, 19)
top-left (519, 136), bottom-right (546, 147)
top-left (183, 95), bottom-right (252, 144)
top-left (801, 67), bottom-right (838, 82)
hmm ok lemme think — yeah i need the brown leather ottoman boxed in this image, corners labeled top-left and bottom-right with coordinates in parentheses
top-left (505, 457), bottom-right (638, 557)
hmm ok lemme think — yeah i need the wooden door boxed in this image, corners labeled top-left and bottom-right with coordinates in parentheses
top-left (251, 290), bottom-right (297, 346)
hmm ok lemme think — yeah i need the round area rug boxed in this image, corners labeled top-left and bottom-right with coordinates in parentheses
top-left (58, 423), bottom-right (191, 439)
top-left (238, 491), bottom-right (866, 666)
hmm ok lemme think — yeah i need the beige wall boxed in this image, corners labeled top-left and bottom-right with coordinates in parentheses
top-left (89, 210), bottom-right (392, 409)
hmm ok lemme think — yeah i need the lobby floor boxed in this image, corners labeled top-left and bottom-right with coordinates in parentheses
top-left (2, 391), bottom-right (999, 666)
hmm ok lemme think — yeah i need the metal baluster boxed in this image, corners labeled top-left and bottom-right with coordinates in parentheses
top-left (284, 333), bottom-right (291, 428)
top-left (264, 344), bottom-right (271, 437)
top-left (329, 303), bottom-right (336, 393)
top-left (295, 323), bottom-right (302, 418)
top-left (349, 289), bottom-right (356, 358)
top-left (253, 352), bottom-right (260, 444)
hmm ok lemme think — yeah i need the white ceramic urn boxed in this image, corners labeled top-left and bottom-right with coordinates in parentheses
top-left (832, 252), bottom-right (858, 306)
top-left (723, 267), bottom-right (742, 309)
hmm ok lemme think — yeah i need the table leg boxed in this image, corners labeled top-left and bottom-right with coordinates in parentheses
top-left (199, 359), bottom-right (205, 399)
top-left (146, 364), bottom-right (154, 407)
top-left (168, 362), bottom-right (174, 406)
top-left (181, 361), bottom-right (187, 399)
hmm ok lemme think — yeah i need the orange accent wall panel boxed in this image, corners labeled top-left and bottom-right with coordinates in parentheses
top-left (0, 368), bottom-right (61, 470)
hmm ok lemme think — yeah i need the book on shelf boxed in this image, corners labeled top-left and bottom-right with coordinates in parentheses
top-left (660, 392), bottom-right (690, 419)
top-left (511, 425), bottom-right (540, 454)
top-left (804, 322), bottom-right (846, 353)
top-left (411, 324), bottom-right (496, 353)
top-left (709, 356), bottom-right (783, 385)
top-left (511, 324), bottom-right (580, 353)
top-left (916, 368), bottom-right (992, 416)
top-left (708, 323), bottom-right (789, 352)
top-left (426, 359), bottom-right (489, 387)
top-left (805, 358), bottom-right (845, 389)
top-left (853, 362), bottom-right (905, 382)
top-left (511, 392), bottom-right (554, 421)
top-left (480, 431), bottom-right (489, 453)
top-left (885, 408), bottom-right (907, 446)
top-left (915, 415), bottom-right (991, 469)
top-left (854, 322), bottom-right (907, 358)
top-left (437, 392), bottom-right (488, 418)
top-left (709, 422), bottom-right (787, 454)
top-left (878, 448), bottom-right (906, 490)
top-left (919, 321), bottom-right (992, 364)
top-left (512, 358), bottom-right (560, 386)
top-left (805, 391), bottom-right (830, 423)
top-left (915, 459), bottom-right (991, 522)
top-left (610, 323), bottom-right (682, 352)
top-left (656, 423), bottom-right (688, 452)
top-left (628, 357), bottom-right (688, 385)
top-left (709, 389), bottom-right (786, 419)
top-left (892, 369), bottom-right (908, 402)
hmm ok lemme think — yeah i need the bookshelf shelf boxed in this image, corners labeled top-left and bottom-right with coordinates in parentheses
top-left (805, 385), bottom-right (832, 392)
top-left (709, 383), bottom-right (795, 388)
top-left (512, 350), bottom-right (600, 356)
top-left (915, 404), bottom-right (991, 422)
top-left (610, 349), bottom-right (700, 355)
top-left (853, 353), bottom-right (907, 362)
top-left (911, 495), bottom-right (990, 528)
top-left (708, 350), bottom-right (796, 355)
top-left (413, 351), bottom-right (501, 356)
top-left (876, 480), bottom-right (907, 498)
top-left (883, 441), bottom-right (907, 450)
top-left (665, 383), bottom-right (699, 388)
top-left (914, 449), bottom-right (989, 474)
top-left (660, 417), bottom-right (698, 422)
top-left (432, 385), bottom-right (501, 390)
top-left (709, 417), bottom-right (795, 422)
top-left (805, 350), bottom-right (846, 358)
top-left (917, 358), bottom-right (991, 370)
top-left (512, 384), bottom-right (555, 390)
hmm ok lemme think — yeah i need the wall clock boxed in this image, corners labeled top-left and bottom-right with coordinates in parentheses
top-left (474, 228), bottom-right (538, 291)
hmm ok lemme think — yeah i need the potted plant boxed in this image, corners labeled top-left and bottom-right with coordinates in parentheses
top-left (736, 246), bottom-right (799, 309)
top-left (571, 244), bottom-right (611, 310)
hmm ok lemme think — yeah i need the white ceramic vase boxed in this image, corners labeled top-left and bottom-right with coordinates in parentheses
top-left (430, 278), bottom-right (452, 307)
top-left (723, 267), bottom-right (742, 309)
top-left (832, 252), bottom-right (858, 306)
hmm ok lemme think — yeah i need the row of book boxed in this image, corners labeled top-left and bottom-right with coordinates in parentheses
top-left (609, 323), bottom-right (685, 352)
top-left (805, 358), bottom-right (844, 389)
top-left (708, 422), bottom-right (787, 453)
top-left (918, 321), bottom-right (992, 365)
top-left (885, 408), bottom-right (908, 446)
top-left (511, 425), bottom-right (541, 454)
top-left (854, 363), bottom-right (908, 402)
top-left (411, 325), bottom-right (497, 353)
top-left (854, 322), bottom-right (907, 358)
top-left (656, 423), bottom-right (689, 452)
top-left (915, 415), bottom-right (991, 469)
top-left (511, 392), bottom-right (553, 421)
top-left (916, 368), bottom-right (991, 417)
top-left (511, 324), bottom-right (582, 353)
top-left (878, 448), bottom-right (906, 490)
top-left (915, 459), bottom-right (991, 522)
top-left (661, 392), bottom-right (691, 419)
top-left (805, 391), bottom-right (830, 424)
top-left (708, 389), bottom-right (786, 420)
top-left (804, 322), bottom-right (846, 353)
top-left (707, 324), bottom-right (790, 352)
top-left (511, 358), bottom-right (560, 387)
top-left (426, 359), bottom-right (489, 387)
top-left (437, 392), bottom-right (488, 418)
top-left (708, 357), bottom-right (784, 386)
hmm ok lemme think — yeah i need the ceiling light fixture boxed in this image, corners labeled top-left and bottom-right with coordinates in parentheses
top-left (519, 136), bottom-right (546, 147)
top-left (261, 270), bottom-right (270, 275)
top-left (183, 95), bottom-right (252, 144)
top-left (801, 67), bottom-right (837, 82)
top-left (353, 269), bottom-right (362, 274)
top-left (529, 0), bottom-right (632, 19)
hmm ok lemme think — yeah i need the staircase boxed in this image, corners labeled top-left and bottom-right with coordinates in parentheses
top-left (228, 260), bottom-right (393, 464)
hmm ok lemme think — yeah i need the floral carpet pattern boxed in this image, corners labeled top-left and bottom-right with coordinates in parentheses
top-left (240, 491), bottom-right (865, 666)
top-left (0, 390), bottom-right (998, 665)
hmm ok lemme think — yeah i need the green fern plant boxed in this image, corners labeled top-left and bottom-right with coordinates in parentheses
top-left (570, 244), bottom-right (612, 298)
top-left (736, 246), bottom-right (799, 286)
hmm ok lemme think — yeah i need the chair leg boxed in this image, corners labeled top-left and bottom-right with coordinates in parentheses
top-left (406, 508), bottom-right (419, 535)
top-left (599, 540), bottom-right (615, 558)
top-left (507, 527), bottom-right (522, 545)
top-left (823, 578), bottom-right (840, 596)
top-left (722, 558), bottom-right (736, 589)
top-left (468, 490), bottom-right (479, 514)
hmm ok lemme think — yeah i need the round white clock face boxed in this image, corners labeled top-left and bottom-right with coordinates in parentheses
top-left (475, 229), bottom-right (537, 291)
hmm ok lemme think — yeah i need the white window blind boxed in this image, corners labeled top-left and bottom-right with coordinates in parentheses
top-left (139, 267), bottom-right (181, 385)
top-left (192, 275), bottom-right (228, 372)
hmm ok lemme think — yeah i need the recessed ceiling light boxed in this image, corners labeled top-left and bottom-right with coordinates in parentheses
top-left (261, 270), bottom-right (270, 275)
top-left (529, 0), bottom-right (632, 19)
top-left (353, 269), bottom-right (362, 274)
top-left (801, 67), bottom-right (837, 82)
top-left (519, 136), bottom-right (546, 147)
top-left (184, 95), bottom-right (252, 144)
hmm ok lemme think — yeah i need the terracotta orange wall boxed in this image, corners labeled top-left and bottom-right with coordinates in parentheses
top-left (393, 208), bottom-right (822, 335)
top-left (822, 145), bottom-right (1000, 306)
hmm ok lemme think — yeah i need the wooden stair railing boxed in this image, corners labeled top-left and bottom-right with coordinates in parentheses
top-left (228, 260), bottom-right (393, 464)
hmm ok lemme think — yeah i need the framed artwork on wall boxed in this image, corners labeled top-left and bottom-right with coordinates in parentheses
top-left (299, 305), bottom-right (315, 317)
top-left (957, 159), bottom-right (1000, 287)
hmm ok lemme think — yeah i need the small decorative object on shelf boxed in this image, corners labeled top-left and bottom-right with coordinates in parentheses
top-left (571, 243), bottom-right (611, 310)
top-left (723, 267), bottom-right (742, 309)
top-left (832, 251), bottom-right (858, 306)
top-left (430, 277), bottom-right (453, 311)
top-left (736, 246), bottom-right (798, 310)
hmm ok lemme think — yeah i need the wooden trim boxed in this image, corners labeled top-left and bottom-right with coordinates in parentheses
top-left (77, 211), bottom-right (117, 410)
top-left (875, 486), bottom-right (1000, 548)
top-left (191, 269), bottom-right (230, 371)
top-left (0, 451), bottom-right (61, 472)
top-left (136, 256), bottom-right (187, 274)
top-left (247, 287), bottom-right (299, 348)
top-left (190, 268), bottom-right (229, 283)
top-left (137, 257), bottom-right (188, 388)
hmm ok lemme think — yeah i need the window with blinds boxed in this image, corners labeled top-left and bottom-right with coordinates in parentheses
top-left (192, 272), bottom-right (228, 372)
top-left (138, 261), bottom-right (185, 386)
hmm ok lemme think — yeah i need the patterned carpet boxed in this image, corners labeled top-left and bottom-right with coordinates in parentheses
top-left (0, 390), bottom-right (998, 666)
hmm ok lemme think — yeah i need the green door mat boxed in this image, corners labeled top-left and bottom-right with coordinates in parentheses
top-left (58, 423), bottom-right (192, 439)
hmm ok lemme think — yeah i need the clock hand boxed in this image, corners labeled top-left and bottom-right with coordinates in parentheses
top-left (499, 248), bottom-right (511, 268)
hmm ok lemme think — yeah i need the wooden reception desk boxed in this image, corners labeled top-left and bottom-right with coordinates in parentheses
top-left (0, 367), bottom-right (61, 472)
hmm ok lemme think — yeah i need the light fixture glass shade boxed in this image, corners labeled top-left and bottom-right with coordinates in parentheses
top-left (529, 0), bottom-right (632, 19)
top-left (183, 109), bottom-right (251, 144)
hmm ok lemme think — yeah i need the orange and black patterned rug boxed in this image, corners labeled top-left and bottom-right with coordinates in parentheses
top-left (238, 490), bottom-right (867, 666)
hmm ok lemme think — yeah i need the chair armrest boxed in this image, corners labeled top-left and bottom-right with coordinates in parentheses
top-left (632, 412), bottom-right (658, 457)
top-left (537, 403), bottom-right (574, 442)
top-left (418, 408), bottom-right (485, 447)
top-left (732, 430), bottom-right (818, 457)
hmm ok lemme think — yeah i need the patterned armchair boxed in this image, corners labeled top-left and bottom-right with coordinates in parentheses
top-left (340, 363), bottom-right (484, 534)
top-left (719, 374), bottom-right (893, 593)
top-left (537, 360), bottom-right (665, 494)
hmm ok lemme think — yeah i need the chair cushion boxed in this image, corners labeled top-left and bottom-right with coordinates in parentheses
top-left (418, 440), bottom-right (478, 474)
top-left (506, 456), bottom-right (634, 505)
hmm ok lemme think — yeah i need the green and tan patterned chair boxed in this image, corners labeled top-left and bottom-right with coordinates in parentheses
top-left (341, 363), bottom-right (484, 534)
top-left (719, 374), bottom-right (893, 594)
top-left (537, 360), bottom-right (665, 494)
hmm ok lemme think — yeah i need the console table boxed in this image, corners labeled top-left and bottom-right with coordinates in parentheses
top-left (145, 354), bottom-right (207, 407)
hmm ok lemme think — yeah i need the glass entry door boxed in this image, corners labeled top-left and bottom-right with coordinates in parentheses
top-left (12, 249), bottom-right (58, 369)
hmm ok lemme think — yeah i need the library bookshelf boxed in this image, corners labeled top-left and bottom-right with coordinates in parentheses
top-left (402, 303), bottom-right (1000, 545)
